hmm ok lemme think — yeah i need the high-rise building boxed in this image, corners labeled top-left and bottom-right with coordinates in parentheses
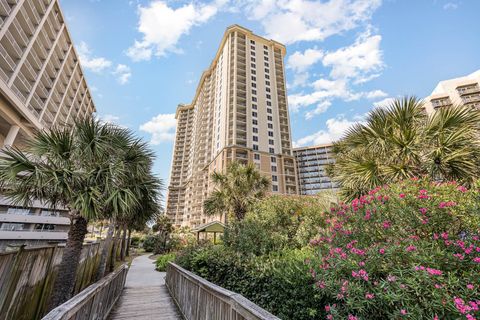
top-left (166, 25), bottom-right (298, 228)
top-left (424, 70), bottom-right (480, 113)
top-left (0, 0), bottom-right (96, 249)
top-left (293, 144), bottom-right (338, 195)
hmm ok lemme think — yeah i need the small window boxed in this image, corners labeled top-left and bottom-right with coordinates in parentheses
top-left (251, 57), bottom-right (256, 62)
top-left (271, 166), bottom-right (277, 172)
top-left (266, 87), bottom-right (271, 92)
top-left (251, 63), bottom-right (256, 68)
top-left (251, 51), bottom-right (256, 56)
top-left (268, 123), bottom-right (273, 129)
top-left (253, 136), bottom-right (258, 142)
top-left (267, 116), bottom-right (273, 121)
top-left (250, 40), bottom-right (255, 44)
top-left (253, 144), bottom-right (259, 150)
top-left (252, 89), bottom-right (257, 95)
top-left (269, 139), bottom-right (274, 145)
top-left (264, 57), bottom-right (269, 61)
top-left (272, 185), bottom-right (278, 192)
top-left (252, 111), bottom-right (257, 117)
top-left (251, 76), bottom-right (256, 81)
top-left (267, 108), bottom-right (272, 114)
top-left (252, 82), bottom-right (257, 88)
top-left (253, 119), bottom-right (258, 125)
top-left (250, 45), bottom-right (255, 50)
top-left (253, 127), bottom-right (258, 133)
top-left (265, 75), bottom-right (270, 79)
top-left (271, 157), bottom-right (276, 163)
top-left (251, 70), bottom-right (256, 75)
top-left (264, 45), bottom-right (268, 50)
top-left (264, 62), bottom-right (269, 67)
top-left (267, 101), bottom-right (272, 106)
top-left (266, 81), bottom-right (270, 86)
top-left (269, 147), bottom-right (275, 154)
top-left (268, 131), bottom-right (274, 137)
top-left (252, 104), bottom-right (257, 110)
top-left (264, 51), bottom-right (268, 56)
top-left (272, 175), bottom-right (278, 182)
top-left (266, 94), bottom-right (271, 99)
top-left (264, 68), bottom-right (269, 73)
top-left (254, 153), bottom-right (260, 160)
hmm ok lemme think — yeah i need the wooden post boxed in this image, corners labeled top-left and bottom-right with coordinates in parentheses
top-left (214, 232), bottom-right (217, 244)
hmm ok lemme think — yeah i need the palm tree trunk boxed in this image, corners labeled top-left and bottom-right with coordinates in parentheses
top-left (120, 224), bottom-right (127, 261)
top-left (94, 220), bottom-right (114, 281)
top-left (109, 226), bottom-right (122, 272)
top-left (126, 228), bottom-right (131, 257)
top-left (48, 215), bottom-right (88, 309)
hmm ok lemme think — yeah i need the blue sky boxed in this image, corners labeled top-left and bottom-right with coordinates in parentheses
top-left (60, 0), bottom-right (480, 183)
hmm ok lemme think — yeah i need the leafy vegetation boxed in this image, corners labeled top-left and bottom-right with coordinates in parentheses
top-left (155, 253), bottom-right (176, 271)
top-left (331, 97), bottom-right (480, 200)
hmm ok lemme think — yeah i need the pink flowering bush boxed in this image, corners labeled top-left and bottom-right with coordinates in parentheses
top-left (309, 178), bottom-right (480, 319)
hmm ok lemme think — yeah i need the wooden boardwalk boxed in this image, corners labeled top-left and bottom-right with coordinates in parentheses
top-left (108, 255), bottom-right (181, 320)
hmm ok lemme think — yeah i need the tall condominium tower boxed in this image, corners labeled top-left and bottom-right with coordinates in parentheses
top-left (424, 70), bottom-right (480, 113)
top-left (294, 144), bottom-right (338, 195)
top-left (167, 25), bottom-right (298, 228)
top-left (0, 0), bottom-right (96, 250)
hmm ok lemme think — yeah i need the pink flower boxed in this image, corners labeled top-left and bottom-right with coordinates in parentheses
top-left (433, 315), bottom-right (439, 320)
top-left (382, 221), bottom-right (391, 229)
top-left (348, 315), bottom-right (358, 320)
top-left (453, 253), bottom-right (464, 260)
top-left (358, 261), bottom-right (365, 267)
top-left (441, 232), bottom-right (449, 240)
top-left (387, 275), bottom-right (397, 282)
top-left (406, 245), bottom-right (417, 252)
top-left (457, 186), bottom-right (468, 192)
top-left (400, 309), bottom-right (407, 315)
top-left (379, 248), bottom-right (386, 254)
top-left (365, 293), bottom-right (375, 299)
top-left (325, 305), bottom-right (331, 312)
top-left (352, 269), bottom-right (369, 281)
top-left (473, 257), bottom-right (480, 263)
top-left (434, 283), bottom-right (442, 289)
top-left (399, 193), bottom-right (406, 198)
top-left (327, 315), bottom-right (333, 320)
top-left (419, 207), bottom-right (428, 214)
top-left (422, 218), bottom-right (429, 224)
top-left (467, 284), bottom-right (474, 290)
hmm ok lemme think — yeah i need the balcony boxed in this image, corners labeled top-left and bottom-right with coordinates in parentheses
top-left (457, 84), bottom-right (480, 96)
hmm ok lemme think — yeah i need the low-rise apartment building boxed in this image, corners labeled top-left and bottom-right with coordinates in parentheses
top-left (0, 0), bottom-right (96, 250)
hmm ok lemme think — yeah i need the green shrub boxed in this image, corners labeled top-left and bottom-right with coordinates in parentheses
top-left (155, 253), bottom-right (176, 271)
top-left (176, 245), bottom-right (326, 320)
top-left (309, 178), bottom-right (480, 319)
top-left (142, 234), bottom-right (157, 252)
top-left (130, 235), bottom-right (141, 247)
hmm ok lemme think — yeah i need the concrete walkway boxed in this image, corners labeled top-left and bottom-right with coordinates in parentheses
top-left (108, 255), bottom-right (182, 320)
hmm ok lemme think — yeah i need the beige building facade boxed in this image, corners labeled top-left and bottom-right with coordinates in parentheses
top-left (424, 70), bottom-right (480, 113)
top-left (294, 144), bottom-right (338, 195)
top-left (0, 0), bottom-right (96, 249)
top-left (167, 25), bottom-right (298, 228)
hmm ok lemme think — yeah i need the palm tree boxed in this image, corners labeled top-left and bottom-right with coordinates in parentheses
top-left (0, 118), bottom-right (161, 308)
top-left (203, 161), bottom-right (270, 221)
top-left (331, 96), bottom-right (480, 200)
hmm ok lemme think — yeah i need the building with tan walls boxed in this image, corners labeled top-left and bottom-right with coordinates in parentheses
top-left (0, 0), bottom-right (96, 249)
top-left (166, 25), bottom-right (298, 228)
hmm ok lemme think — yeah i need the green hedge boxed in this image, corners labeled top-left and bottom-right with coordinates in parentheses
top-left (155, 253), bottom-right (176, 271)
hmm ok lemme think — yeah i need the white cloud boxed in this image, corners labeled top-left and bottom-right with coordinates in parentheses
top-left (140, 113), bottom-right (177, 144)
top-left (443, 2), bottom-right (458, 10)
top-left (287, 48), bottom-right (323, 72)
top-left (127, 1), bottom-right (222, 61)
top-left (373, 97), bottom-right (395, 109)
top-left (305, 100), bottom-right (332, 119)
top-left (77, 42), bottom-right (112, 73)
top-left (322, 32), bottom-right (384, 82)
top-left (294, 116), bottom-right (359, 146)
top-left (113, 64), bottom-right (132, 84)
top-left (243, 0), bottom-right (382, 44)
top-left (98, 114), bottom-right (121, 125)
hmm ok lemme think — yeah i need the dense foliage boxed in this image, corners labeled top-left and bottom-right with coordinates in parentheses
top-left (177, 179), bottom-right (480, 320)
top-left (155, 253), bottom-right (176, 271)
top-left (331, 97), bottom-right (480, 200)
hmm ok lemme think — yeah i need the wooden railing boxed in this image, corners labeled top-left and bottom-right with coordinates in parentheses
top-left (166, 262), bottom-right (280, 320)
top-left (42, 264), bottom-right (128, 320)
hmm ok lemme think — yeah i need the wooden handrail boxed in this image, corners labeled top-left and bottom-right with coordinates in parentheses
top-left (166, 262), bottom-right (280, 320)
top-left (42, 264), bottom-right (128, 320)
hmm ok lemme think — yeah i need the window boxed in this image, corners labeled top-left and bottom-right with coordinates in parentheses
top-left (252, 82), bottom-right (257, 88)
top-left (251, 70), bottom-right (256, 75)
top-left (251, 76), bottom-right (256, 81)
top-left (253, 127), bottom-right (258, 133)
top-left (266, 94), bottom-right (271, 99)
top-left (267, 116), bottom-right (273, 121)
top-left (264, 68), bottom-right (269, 73)
top-left (251, 63), bottom-right (256, 68)
top-left (266, 81), bottom-right (270, 86)
top-left (252, 89), bottom-right (257, 95)
top-left (264, 57), bottom-right (269, 61)
top-left (271, 166), bottom-right (277, 172)
top-left (251, 51), bottom-right (255, 56)
top-left (251, 57), bottom-right (256, 62)
top-left (266, 87), bottom-right (271, 92)
top-left (269, 147), bottom-right (275, 153)
top-left (253, 119), bottom-right (258, 125)
top-left (252, 111), bottom-right (257, 117)
top-left (253, 136), bottom-right (258, 142)
top-left (272, 175), bottom-right (278, 181)
top-left (254, 153), bottom-right (260, 160)
top-left (264, 62), bottom-right (269, 67)
top-left (267, 101), bottom-right (272, 106)
top-left (269, 139), bottom-right (274, 145)
top-left (264, 45), bottom-right (268, 50)
top-left (268, 123), bottom-right (273, 129)
top-left (272, 185), bottom-right (278, 192)
top-left (271, 157), bottom-right (276, 163)
top-left (264, 51), bottom-right (268, 56)
top-left (252, 97), bottom-right (257, 102)
top-left (268, 131), bottom-right (274, 137)
top-left (267, 108), bottom-right (272, 114)
top-left (253, 144), bottom-right (259, 151)
top-left (250, 45), bottom-right (255, 50)
top-left (265, 75), bottom-right (270, 79)
top-left (250, 40), bottom-right (255, 44)
top-left (252, 104), bottom-right (257, 110)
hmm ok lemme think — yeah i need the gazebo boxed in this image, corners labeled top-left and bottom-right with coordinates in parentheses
top-left (192, 221), bottom-right (225, 244)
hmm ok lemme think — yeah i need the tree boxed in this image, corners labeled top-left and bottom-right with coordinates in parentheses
top-left (331, 96), bottom-right (480, 200)
top-left (0, 118), bottom-right (161, 308)
top-left (203, 162), bottom-right (270, 221)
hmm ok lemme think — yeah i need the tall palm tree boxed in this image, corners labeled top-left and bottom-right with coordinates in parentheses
top-left (331, 96), bottom-right (480, 200)
top-left (0, 118), bottom-right (161, 308)
top-left (203, 162), bottom-right (270, 221)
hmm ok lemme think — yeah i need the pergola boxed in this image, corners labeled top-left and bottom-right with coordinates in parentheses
top-left (192, 221), bottom-right (225, 244)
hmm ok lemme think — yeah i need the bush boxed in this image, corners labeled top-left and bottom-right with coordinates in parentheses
top-left (130, 235), bottom-right (141, 247)
top-left (224, 194), bottom-right (336, 255)
top-left (155, 253), bottom-right (176, 271)
top-left (309, 178), bottom-right (480, 319)
top-left (176, 245), bottom-right (325, 320)
top-left (142, 234), bottom-right (157, 252)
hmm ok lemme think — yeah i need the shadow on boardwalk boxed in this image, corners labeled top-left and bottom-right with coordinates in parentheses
top-left (108, 254), bottom-right (182, 320)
